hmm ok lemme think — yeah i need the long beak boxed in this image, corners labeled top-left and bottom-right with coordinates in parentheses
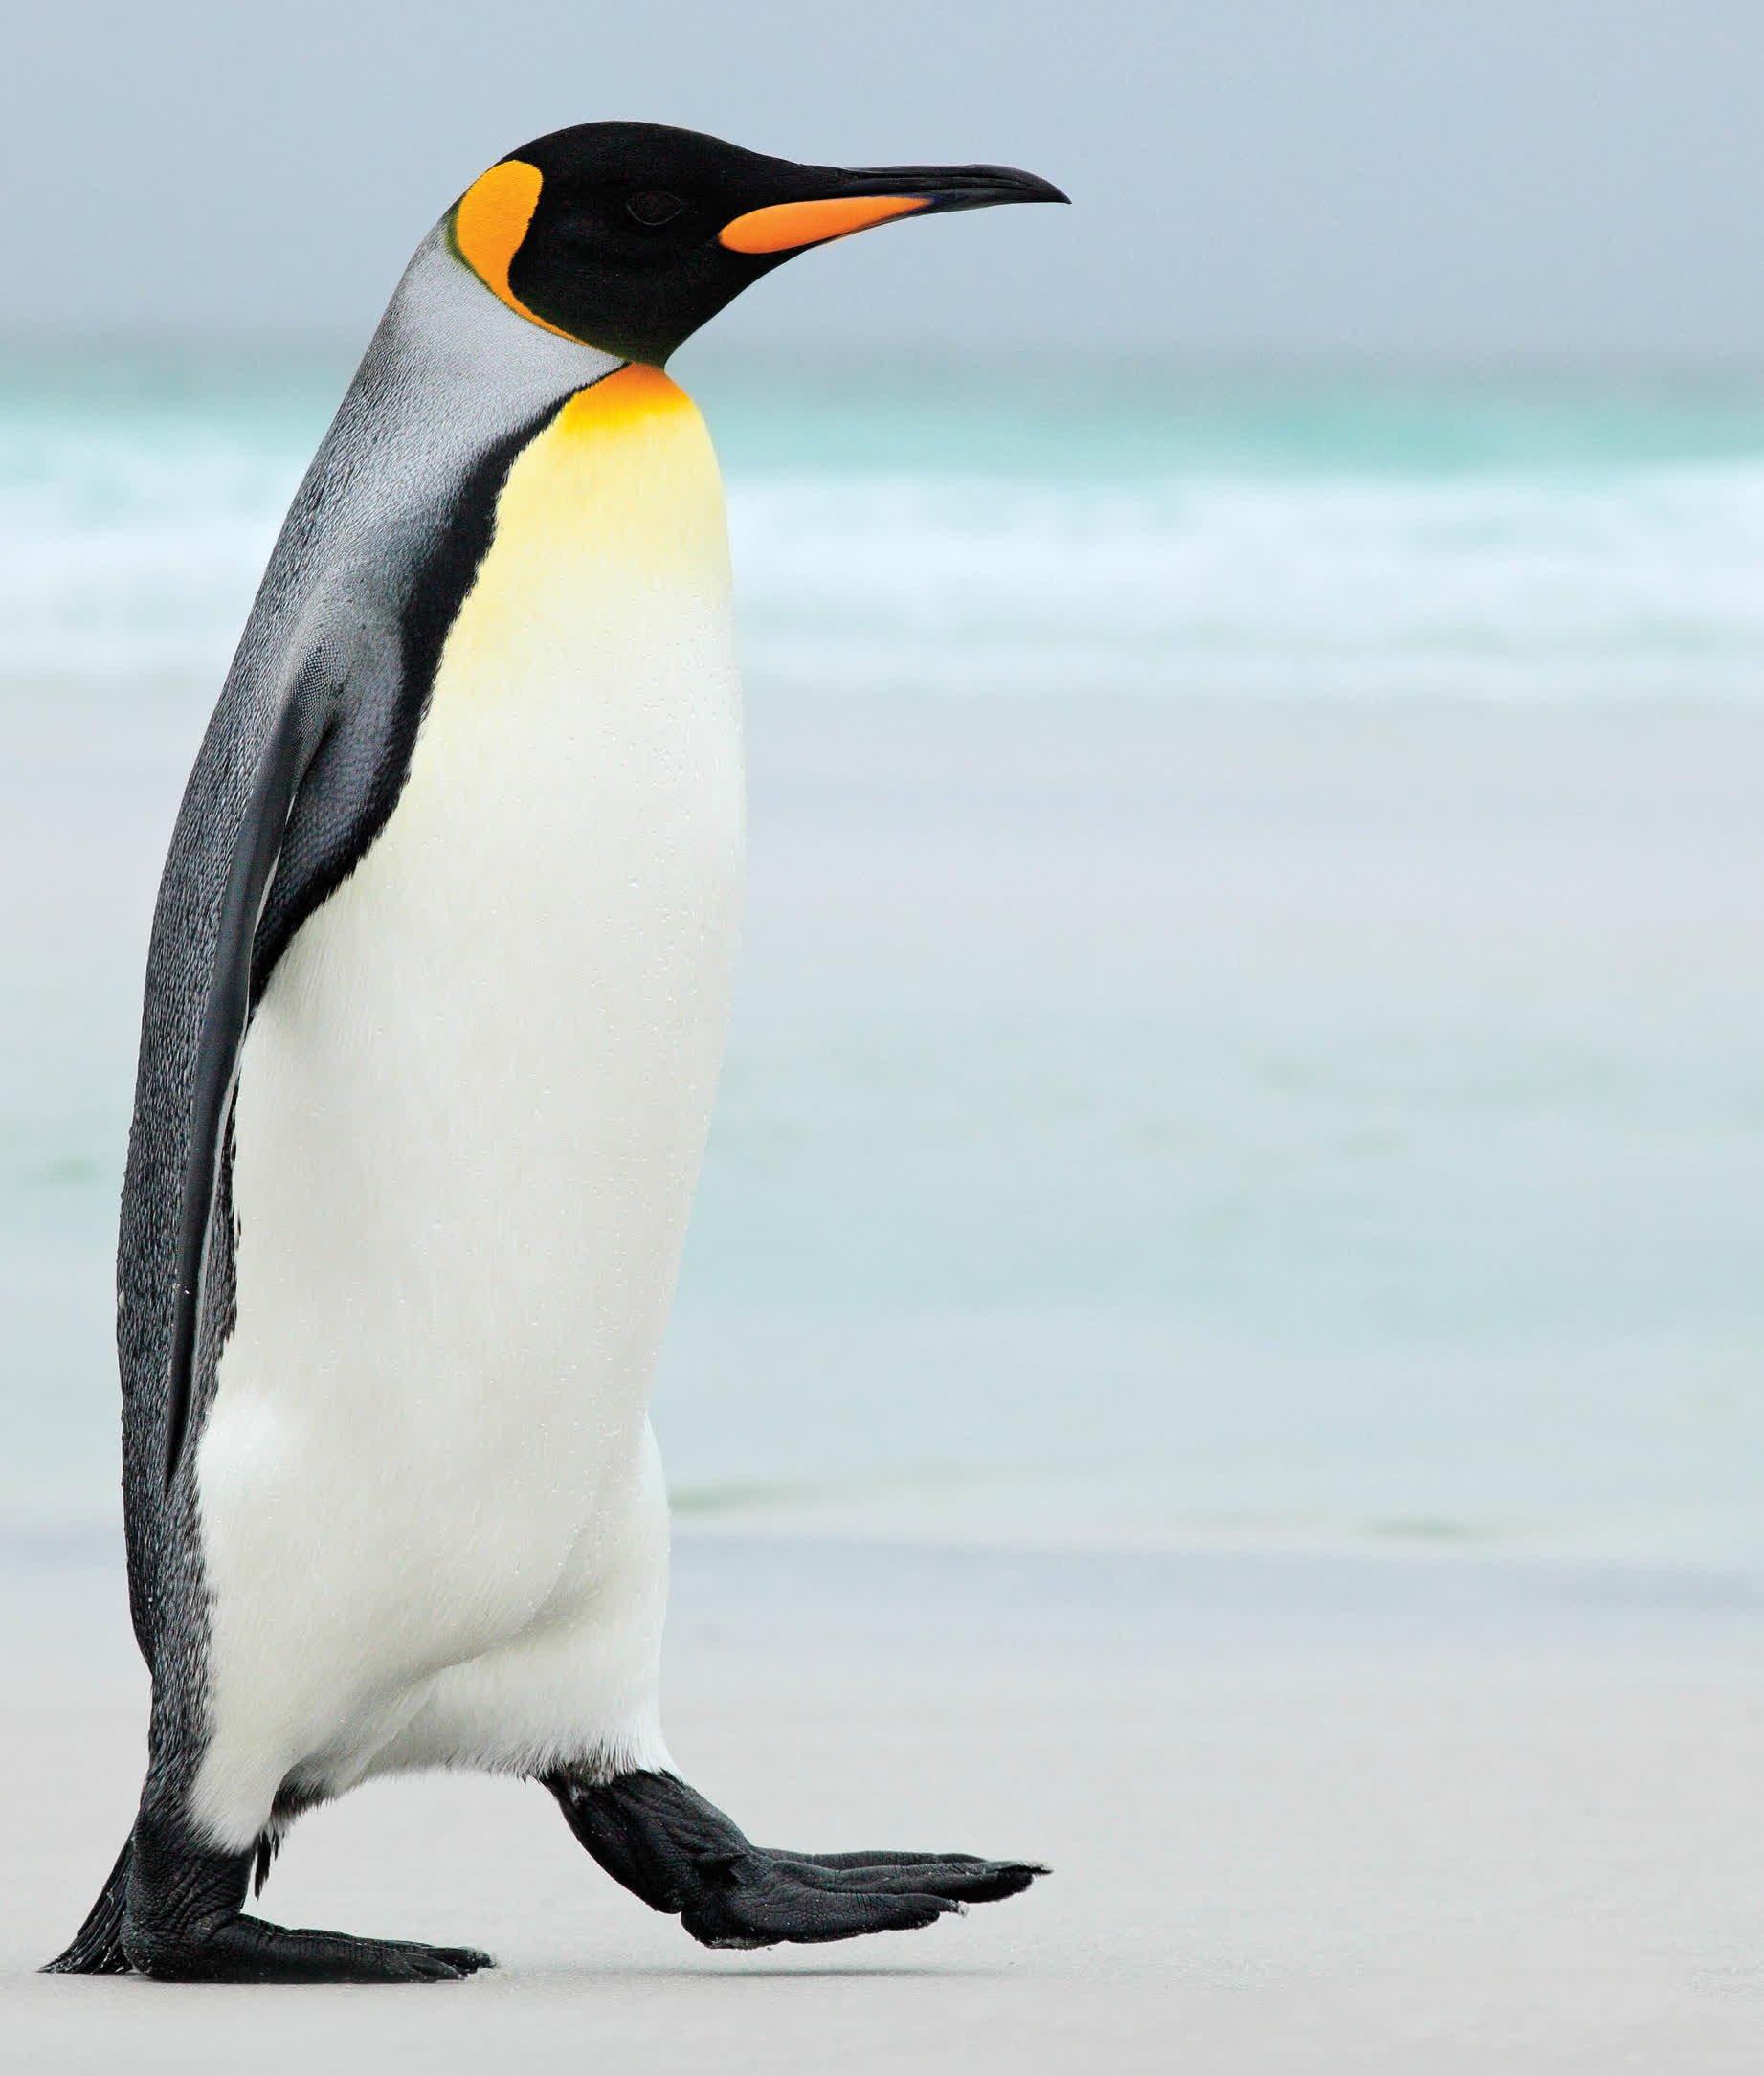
top-left (719, 164), bottom-right (1069, 256)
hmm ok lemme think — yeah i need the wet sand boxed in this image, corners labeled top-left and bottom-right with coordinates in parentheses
top-left (7, 1532), bottom-right (1764, 2072)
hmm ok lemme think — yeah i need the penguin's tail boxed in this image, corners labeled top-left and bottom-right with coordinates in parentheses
top-left (42, 1831), bottom-right (135, 1975)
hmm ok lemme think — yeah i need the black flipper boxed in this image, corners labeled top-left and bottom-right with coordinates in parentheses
top-left (160, 693), bottom-right (324, 1490)
top-left (133, 393), bottom-right (575, 1518)
top-left (43, 1833), bottom-right (135, 1976)
top-left (108, 1809), bottom-right (492, 1983)
top-left (546, 1770), bottom-right (1046, 1950)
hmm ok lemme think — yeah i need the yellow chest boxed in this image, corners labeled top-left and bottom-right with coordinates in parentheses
top-left (425, 362), bottom-right (734, 729)
top-left (350, 355), bottom-right (744, 937)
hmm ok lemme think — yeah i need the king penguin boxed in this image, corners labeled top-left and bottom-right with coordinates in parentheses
top-left (47, 123), bottom-right (1066, 1982)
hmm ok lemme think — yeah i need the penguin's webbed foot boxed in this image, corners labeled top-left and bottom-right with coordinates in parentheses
top-left (136, 1917), bottom-right (495, 1983)
top-left (120, 1819), bottom-right (493, 1982)
top-left (547, 1769), bottom-right (1046, 1949)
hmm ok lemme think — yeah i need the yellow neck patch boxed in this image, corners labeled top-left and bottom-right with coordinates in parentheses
top-left (551, 361), bottom-right (690, 429)
top-left (453, 160), bottom-right (575, 341)
top-left (419, 362), bottom-right (732, 744)
top-left (527, 364), bottom-right (725, 577)
top-left (447, 364), bottom-right (728, 665)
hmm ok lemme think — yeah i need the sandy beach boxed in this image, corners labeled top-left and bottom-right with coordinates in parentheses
top-left (4, 1529), bottom-right (1764, 2073)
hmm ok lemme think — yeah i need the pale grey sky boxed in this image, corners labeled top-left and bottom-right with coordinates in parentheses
top-left (4, 0), bottom-right (1763, 361)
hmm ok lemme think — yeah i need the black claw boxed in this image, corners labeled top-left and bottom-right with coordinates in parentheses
top-left (409, 1945), bottom-right (497, 1979)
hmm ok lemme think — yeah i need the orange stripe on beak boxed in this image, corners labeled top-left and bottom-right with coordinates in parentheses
top-left (718, 194), bottom-right (930, 255)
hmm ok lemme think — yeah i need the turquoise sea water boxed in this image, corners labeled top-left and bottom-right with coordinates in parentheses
top-left (4, 344), bottom-right (1764, 1560)
top-left (9, 346), bottom-right (1764, 700)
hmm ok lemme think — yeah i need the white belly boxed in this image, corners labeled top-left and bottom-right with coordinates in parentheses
top-left (192, 369), bottom-right (742, 1843)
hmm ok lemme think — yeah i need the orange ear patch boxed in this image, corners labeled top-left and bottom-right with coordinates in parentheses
top-left (453, 160), bottom-right (575, 340)
top-left (718, 194), bottom-right (929, 255)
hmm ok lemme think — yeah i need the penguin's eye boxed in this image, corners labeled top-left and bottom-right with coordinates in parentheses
top-left (626, 191), bottom-right (686, 228)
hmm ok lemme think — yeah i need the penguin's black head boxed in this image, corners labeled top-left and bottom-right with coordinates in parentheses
top-left (450, 121), bottom-right (1067, 366)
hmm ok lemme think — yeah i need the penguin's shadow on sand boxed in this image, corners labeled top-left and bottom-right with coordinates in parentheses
top-left (519, 1963), bottom-right (1001, 1983)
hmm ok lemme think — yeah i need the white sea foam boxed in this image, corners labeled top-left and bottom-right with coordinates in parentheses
top-left (0, 416), bottom-right (297, 679)
top-left (728, 461), bottom-right (1764, 700)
